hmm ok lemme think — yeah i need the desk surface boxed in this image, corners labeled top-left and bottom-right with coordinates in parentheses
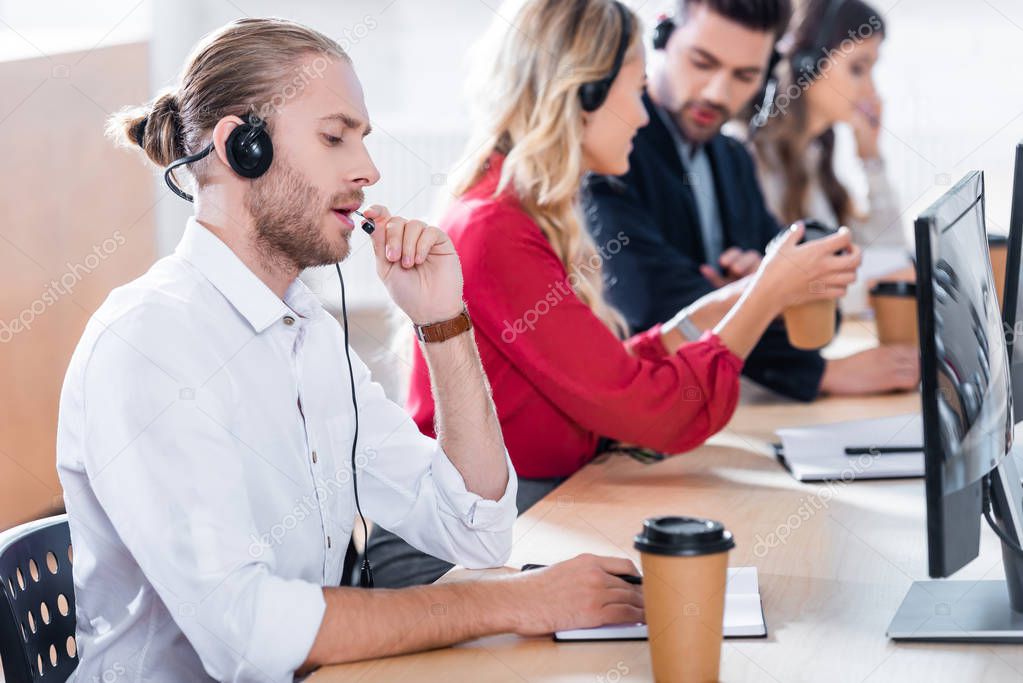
top-left (313, 326), bottom-right (1023, 682)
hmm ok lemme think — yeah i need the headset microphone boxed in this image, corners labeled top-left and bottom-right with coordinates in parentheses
top-left (351, 209), bottom-right (376, 234)
top-left (749, 48), bottom-right (784, 134)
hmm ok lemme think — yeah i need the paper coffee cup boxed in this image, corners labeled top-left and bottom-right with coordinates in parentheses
top-left (989, 233), bottom-right (1008, 307)
top-left (869, 281), bottom-right (918, 346)
top-left (781, 221), bottom-right (841, 350)
top-left (783, 299), bottom-right (837, 350)
top-left (635, 516), bottom-right (735, 683)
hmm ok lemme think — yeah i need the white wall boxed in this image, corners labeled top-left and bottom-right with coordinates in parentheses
top-left (635, 0), bottom-right (1023, 237)
top-left (120, 0), bottom-right (1019, 304)
top-left (149, 0), bottom-right (498, 310)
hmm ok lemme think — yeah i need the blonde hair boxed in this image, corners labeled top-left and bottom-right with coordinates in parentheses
top-left (107, 17), bottom-right (347, 188)
top-left (450, 0), bottom-right (641, 336)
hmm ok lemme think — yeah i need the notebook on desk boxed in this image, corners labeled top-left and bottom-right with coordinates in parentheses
top-left (773, 413), bottom-right (924, 482)
top-left (553, 566), bottom-right (766, 641)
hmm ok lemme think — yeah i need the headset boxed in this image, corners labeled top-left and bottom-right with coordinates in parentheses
top-left (748, 0), bottom-right (847, 132)
top-left (748, 47), bottom-right (784, 132)
top-left (789, 0), bottom-right (849, 82)
top-left (138, 112), bottom-right (378, 588)
top-left (651, 13), bottom-right (675, 51)
top-left (153, 114), bottom-right (275, 202)
top-left (651, 10), bottom-right (789, 135)
top-left (577, 0), bottom-right (633, 113)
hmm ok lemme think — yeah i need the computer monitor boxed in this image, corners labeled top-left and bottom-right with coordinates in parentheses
top-left (1002, 142), bottom-right (1023, 408)
top-left (888, 171), bottom-right (1023, 641)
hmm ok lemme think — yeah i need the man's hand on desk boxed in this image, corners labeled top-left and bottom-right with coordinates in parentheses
top-left (820, 345), bottom-right (920, 396)
top-left (301, 554), bottom-right (644, 671)
top-left (504, 554), bottom-right (644, 635)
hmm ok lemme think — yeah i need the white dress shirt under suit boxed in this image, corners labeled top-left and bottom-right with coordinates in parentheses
top-left (56, 218), bottom-right (518, 682)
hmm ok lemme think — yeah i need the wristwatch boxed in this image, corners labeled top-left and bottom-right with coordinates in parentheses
top-left (414, 308), bottom-right (473, 343)
top-left (665, 309), bottom-right (704, 343)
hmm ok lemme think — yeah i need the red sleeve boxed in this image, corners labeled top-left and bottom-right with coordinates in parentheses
top-left (624, 324), bottom-right (669, 360)
top-left (457, 202), bottom-right (744, 454)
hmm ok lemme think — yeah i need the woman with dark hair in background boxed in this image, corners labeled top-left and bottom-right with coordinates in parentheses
top-left (748, 0), bottom-right (912, 313)
top-left (752, 0), bottom-right (900, 242)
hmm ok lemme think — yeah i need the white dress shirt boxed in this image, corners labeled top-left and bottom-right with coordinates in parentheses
top-left (56, 217), bottom-right (517, 682)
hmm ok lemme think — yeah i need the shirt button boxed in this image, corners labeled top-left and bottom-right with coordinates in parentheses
top-left (283, 316), bottom-right (295, 326)
top-left (311, 450), bottom-right (318, 463)
top-left (327, 536), bottom-right (332, 549)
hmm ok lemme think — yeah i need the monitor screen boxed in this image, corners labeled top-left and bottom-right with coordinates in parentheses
top-left (1002, 143), bottom-right (1023, 416)
top-left (916, 171), bottom-right (1014, 577)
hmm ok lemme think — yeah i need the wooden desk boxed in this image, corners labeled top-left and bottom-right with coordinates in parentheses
top-left (313, 328), bottom-right (1023, 682)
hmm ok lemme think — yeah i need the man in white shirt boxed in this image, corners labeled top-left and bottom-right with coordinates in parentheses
top-left (56, 17), bottom-right (642, 682)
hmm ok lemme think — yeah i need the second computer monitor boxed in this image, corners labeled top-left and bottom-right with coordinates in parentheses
top-left (915, 170), bottom-right (1014, 578)
top-left (1001, 142), bottom-right (1023, 414)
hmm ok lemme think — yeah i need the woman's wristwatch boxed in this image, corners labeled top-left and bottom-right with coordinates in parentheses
top-left (665, 308), bottom-right (704, 342)
top-left (414, 308), bottom-right (473, 343)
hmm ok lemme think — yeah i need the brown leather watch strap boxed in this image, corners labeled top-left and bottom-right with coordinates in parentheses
top-left (414, 308), bottom-right (472, 343)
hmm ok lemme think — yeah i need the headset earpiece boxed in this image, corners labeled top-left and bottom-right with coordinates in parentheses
top-left (163, 115), bottom-right (275, 202)
top-left (652, 15), bottom-right (675, 50)
top-left (789, 0), bottom-right (848, 82)
top-left (791, 48), bottom-right (822, 81)
top-left (579, 81), bottom-right (613, 114)
top-left (225, 117), bottom-right (273, 179)
top-left (578, 1), bottom-right (632, 113)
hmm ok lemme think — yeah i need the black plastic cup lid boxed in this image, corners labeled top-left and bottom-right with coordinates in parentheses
top-left (797, 219), bottom-right (838, 245)
top-left (989, 233), bottom-right (1009, 246)
top-left (870, 281), bottom-right (916, 297)
top-left (633, 516), bottom-right (735, 557)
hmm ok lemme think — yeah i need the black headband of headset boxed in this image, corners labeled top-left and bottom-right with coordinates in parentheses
top-left (571, 0), bottom-right (631, 80)
top-left (793, 0), bottom-right (849, 73)
top-left (605, 2), bottom-right (631, 85)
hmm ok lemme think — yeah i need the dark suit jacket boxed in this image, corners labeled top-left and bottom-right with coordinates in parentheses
top-left (582, 93), bottom-right (826, 401)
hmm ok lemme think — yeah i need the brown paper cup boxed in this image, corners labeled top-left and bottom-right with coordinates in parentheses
top-left (990, 236), bottom-right (1008, 307)
top-left (870, 281), bottom-right (918, 346)
top-left (641, 551), bottom-right (729, 682)
top-left (783, 299), bottom-right (837, 350)
top-left (635, 517), bottom-right (734, 683)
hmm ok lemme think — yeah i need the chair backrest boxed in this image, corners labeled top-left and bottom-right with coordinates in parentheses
top-left (0, 514), bottom-right (78, 681)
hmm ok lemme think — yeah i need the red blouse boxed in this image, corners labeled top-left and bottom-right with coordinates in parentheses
top-left (407, 155), bottom-right (744, 479)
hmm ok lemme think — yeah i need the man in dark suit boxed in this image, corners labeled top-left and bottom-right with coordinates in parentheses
top-left (584, 0), bottom-right (918, 400)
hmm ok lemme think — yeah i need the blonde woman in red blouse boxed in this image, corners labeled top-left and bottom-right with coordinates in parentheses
top-left (367, 0), bottom-right (861, 588)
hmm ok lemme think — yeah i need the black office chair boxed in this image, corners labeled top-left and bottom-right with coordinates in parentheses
top-left (0, 514), bottom-right (78, 681)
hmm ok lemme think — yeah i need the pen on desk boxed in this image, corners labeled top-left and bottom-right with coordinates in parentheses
top-left (521, 563), bottom-right (643, 585)
top-left (844, 446), bottom-right (924, 456)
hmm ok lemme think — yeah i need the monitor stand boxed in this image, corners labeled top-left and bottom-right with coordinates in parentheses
top-left (887, 445), bottom-right (1023, 642)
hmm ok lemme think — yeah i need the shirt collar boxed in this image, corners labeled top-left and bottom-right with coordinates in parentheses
top-left (175, 217), bottom-right (322, 333)
top-left (652, 102), bottom-right (703, 162)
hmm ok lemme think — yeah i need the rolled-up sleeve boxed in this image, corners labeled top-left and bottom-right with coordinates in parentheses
top-left (430, 446), bottom-right (518, 532)
top-left (80, 323), bottom-right (325, 682)
top-left (348, 351), bottom-right (518, 568)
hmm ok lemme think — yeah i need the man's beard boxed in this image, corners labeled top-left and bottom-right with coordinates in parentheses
top-left (243, 157), bottom-right (363, 273)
